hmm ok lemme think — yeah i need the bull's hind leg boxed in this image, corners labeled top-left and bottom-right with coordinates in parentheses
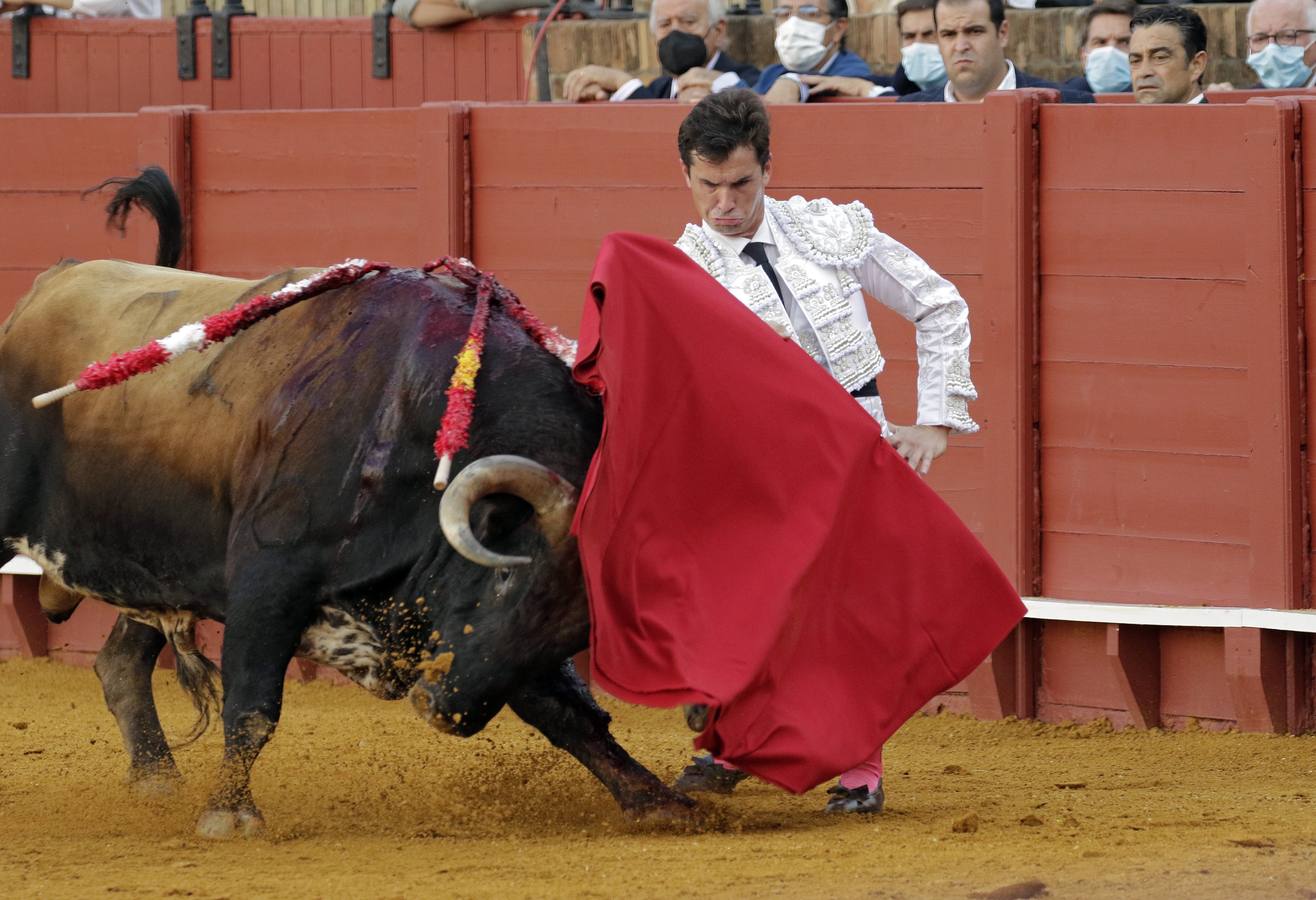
top-left (509, 661), bottom-right (698, 824)
top-left (95, 614), bottom-right (179, 795)
top-left (195, 581), bottom-right (315, 840)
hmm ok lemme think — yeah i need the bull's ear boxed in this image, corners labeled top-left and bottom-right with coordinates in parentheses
top-left (468, 494), bottom-right (536, 552)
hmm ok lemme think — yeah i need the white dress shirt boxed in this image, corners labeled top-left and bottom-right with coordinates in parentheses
top-left (943, 59), bottom-right (1017, 102)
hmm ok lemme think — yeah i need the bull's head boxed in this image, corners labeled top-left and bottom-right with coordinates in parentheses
top-left (407, 455), bottom-right (585, 736)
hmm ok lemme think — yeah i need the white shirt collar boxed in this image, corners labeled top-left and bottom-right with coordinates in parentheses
top-left (944, 59), bottom-right (1015, 102)
top-left (1187, 91), bottom-right (1206, 104)
top-left (700, 212), bottom-right (776, 259)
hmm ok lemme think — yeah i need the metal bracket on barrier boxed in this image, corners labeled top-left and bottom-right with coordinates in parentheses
top-left (11, 6), bottom-right (46, 80)
top-left (372, 1), bottom-right (394, 80)
top-left (176, 0), bottom-right (211, 80)
top-left (213, 0), bottom-right (254, 80)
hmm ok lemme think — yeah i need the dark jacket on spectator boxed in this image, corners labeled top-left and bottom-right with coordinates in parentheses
top-left (627, 52), bottom-right (761, 100)
top-left (754, 50), bottom-right (873, 95)
top-left (899, 66), bottom-right (1095, 103)
top-left (865, 63), bottom-right (922, 96)
top-left (1063, 74), bottom-right (1131, 94)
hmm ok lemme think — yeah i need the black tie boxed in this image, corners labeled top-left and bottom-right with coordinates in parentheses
top-left (742, 241), bottom-right (784, 303)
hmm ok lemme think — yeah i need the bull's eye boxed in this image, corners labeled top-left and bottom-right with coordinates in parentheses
top-left (495, 567), bottom-right (513, 592)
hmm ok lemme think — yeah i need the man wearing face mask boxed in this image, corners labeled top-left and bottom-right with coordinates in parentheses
top-left (899, 0), bottom-right (1092, 103)
top-left (1062, 0), bottom-right (1133, 95)
top-left (562, 0), bottom-right (760, 103)
top-left (755, 0), bottom-right (876, 103)
top-left (1128, 4), bottom-right (1209, 104)
top-left (1243, 0), bottom-right (1316, 90)
top-left (803, 0), bottom-right (945, 101)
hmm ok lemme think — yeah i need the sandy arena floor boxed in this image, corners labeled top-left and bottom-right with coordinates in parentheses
top-left (0, 657), bottom-right (1313, 899)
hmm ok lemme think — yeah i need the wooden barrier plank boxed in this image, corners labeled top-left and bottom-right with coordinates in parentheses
top-left (0, 115), bottom-right (136, 190)
top-left (183, 23), bottom-right (214, 108)
top-left (238, 32), bottom-right (274, 111)
top-left (417, 103), bottom-right (470, 262)
top-left (1041, 190), bottom-right (1244, 279)
top-left (119, 35), bottom-right (152, 113)
top-left (1041, 363), bottom-right (1247, 455)
top-left (454, 29), bottom-right (486, 101)
top-left (1037, 621), bottom-right (1125, 715)
top-left (190, 189), bottom-right (421, 275)
top-left (1159, 627), bottom-right (1234, 722)
top-left (392, 30), bottom-right (425, 108)
top-left (0, 195), bottom-right (143, 263)
top-left (268, 33), bottom-right (303, 110)
top-left (362, 33), bottom-right (396, 110)
top-left (1042, 448), bottom-right (1250, 544)
top-left (86, 34), bottom-right (121, 113)
top-left (55, 33), bottom-right (88, 113)
top-left (1242, 99), bottom-right (1303, 613)
top-left (211, 26), bottom-right (243, 112)
top-left (330, 32), bottom-right (364, 109)
top-left (1041, 276), bottom-right (1247, 369)
top-left (484, 30), bottom-right (522, 101)
top-left (301, 33), bottom-right (333, 108)
top-left (0, 269), bottom-right (45, 320)
top-left (1041, 105), bottom-right (1248, 192)
top-left (190, 109), bottom-right (421, 189)
top-left (423, 28), bottom-right (457, 102)
top-left (1043, 532), bottom-right (1250, 606)
top-left (148, 32), bottom-right (184, 107)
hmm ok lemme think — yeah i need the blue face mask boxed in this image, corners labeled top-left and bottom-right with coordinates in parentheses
top-left (1084, 45), bottom-right (1131, 93)
top-left (1246, 42), bottom-right (1314, 88)
top-left (901, 42), bottom-right (947, 92)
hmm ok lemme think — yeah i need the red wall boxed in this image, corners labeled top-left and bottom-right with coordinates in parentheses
top-left (0, 17), bottom-right (526, 114)
top-left (0, 95), bottom-right (1311, 732)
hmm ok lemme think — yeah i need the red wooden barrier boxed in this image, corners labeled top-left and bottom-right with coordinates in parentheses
top-left (0, 99), bottom-right (1311, 733)
top-left (0, 17), bottom-right (527, 114)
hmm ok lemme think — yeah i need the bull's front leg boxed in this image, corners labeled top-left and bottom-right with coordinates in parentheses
top-left (195, 592), bottom-right (312, 839)
top-left (508, 660), bottom-right (699, 824)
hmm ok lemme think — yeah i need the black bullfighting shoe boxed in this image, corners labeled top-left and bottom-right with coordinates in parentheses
top-left (683, 703), bottom-right (710, 732)
top-left (672, 754), bottom-right (750, 794)
top-left (823, 780), bottom-right (886, 814)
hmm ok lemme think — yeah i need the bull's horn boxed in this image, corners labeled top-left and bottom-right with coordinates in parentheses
top-left (439, 455), bottom-right (578, 568)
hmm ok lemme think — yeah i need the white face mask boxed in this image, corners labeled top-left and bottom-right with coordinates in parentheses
top-left (775, 16), bottom-right (832, 73)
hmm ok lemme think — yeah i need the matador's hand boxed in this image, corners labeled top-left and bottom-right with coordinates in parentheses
top-left (886, 424), bottom-right (949, 475)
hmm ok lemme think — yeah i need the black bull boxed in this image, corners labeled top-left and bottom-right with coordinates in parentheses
top-left (0, 181), bottom-right (694, 837)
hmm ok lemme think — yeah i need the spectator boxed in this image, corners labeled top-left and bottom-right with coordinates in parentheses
top-left (899, 0), bottom-right (1093, 102)
top-left (560, 0), bottom-right (760, 103)
top-left (394, 0), bottom-right (547, 29)
top-left (1063, 0), bottom-right (1133, 94)
top-left (1244, 0), bottom-right (1316, 89)
top-left (803, 0), bottom-right (942, 100)
top-left (0, 0), bottom-right (158, 15)
top-left (756, 0), bottom-right (875, 104)
top-left (1128, 3), bottom-right (1208, 104)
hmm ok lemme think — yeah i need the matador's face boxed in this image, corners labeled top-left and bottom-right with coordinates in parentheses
top-left (683, 144), bottom-right (772, 238)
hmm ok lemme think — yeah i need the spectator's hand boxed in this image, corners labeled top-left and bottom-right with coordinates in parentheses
top-left (763, 76), bottom-right (803, 104)
top-left (1205, 82), bottom-right (1234, 92)
top-left (678, 85), bottom-right (712, 104)
top-left (563, 65), bottom-right (633, 103)
top-left (886, 424), bottom-right (949, 475)
top-left (675, 67), bottom-right (720, 92)
top-left (801, 74), bottom-right (876, 98)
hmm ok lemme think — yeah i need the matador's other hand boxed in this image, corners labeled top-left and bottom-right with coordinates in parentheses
top-left (886, 424), bottom-right (949, 475)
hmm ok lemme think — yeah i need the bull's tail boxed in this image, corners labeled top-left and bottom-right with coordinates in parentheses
top-left (84, 166), bottom-right (184, 269)
top-left (157, 612), bottom-right (221, 748)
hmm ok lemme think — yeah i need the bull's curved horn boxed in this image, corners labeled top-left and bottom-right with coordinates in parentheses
top-left (439, 455), bottom-right (579, 568)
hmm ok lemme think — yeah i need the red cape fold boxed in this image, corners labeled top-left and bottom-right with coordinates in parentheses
top-left (571, 232), bottom-right (1025, 794)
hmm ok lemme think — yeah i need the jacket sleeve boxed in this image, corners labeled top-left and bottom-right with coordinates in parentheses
top-left (853, 230), bottom-right (979, 433)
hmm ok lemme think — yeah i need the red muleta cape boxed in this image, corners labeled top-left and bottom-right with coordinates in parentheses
top-left (571, 232), bottom-right (1025, 794)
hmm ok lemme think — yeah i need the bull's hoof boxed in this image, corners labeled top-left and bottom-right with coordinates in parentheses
top-left (624, 788), bottom-right (703, 829)
top-left (195, 806), bottom-right (267, 840)
top-left (127, 766), bottom-right (180, 800)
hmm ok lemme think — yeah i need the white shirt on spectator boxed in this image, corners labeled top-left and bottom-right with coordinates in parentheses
top-left (610, 50), bottom-right (741, 102)
top-left (43, 0), bottom-right (160, 16)
top-left (943, 59), bottom-right (1017, 102)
